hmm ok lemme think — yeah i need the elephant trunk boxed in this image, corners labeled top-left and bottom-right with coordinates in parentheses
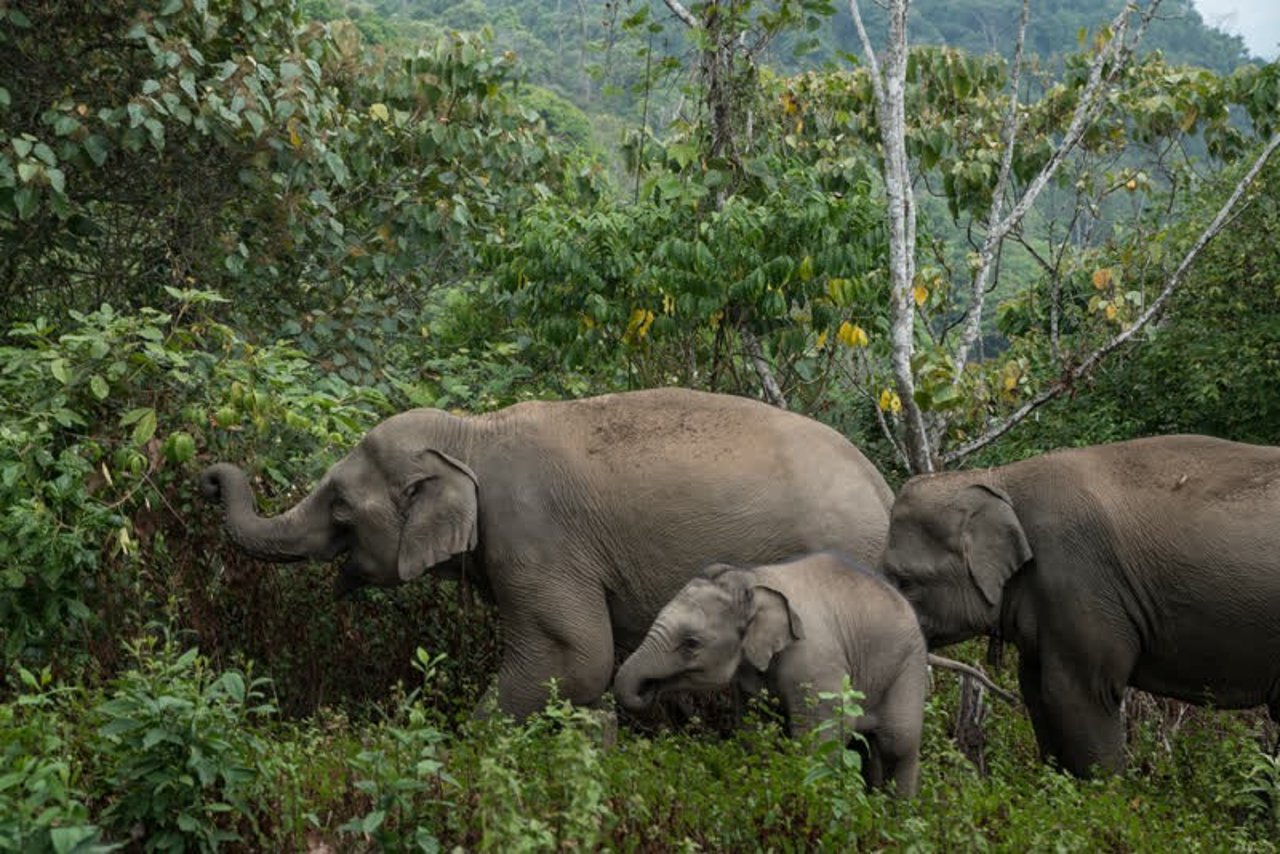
top-left (200, 463), bottom-right (343, 563)
top-left (613, 638), bottom-right (667, 713)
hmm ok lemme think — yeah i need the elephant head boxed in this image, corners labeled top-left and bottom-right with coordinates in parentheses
top-left (879, 479), bottom-right (1032, 648)
top-left (613, 564), bottom-right (805, 711)
top-left (200, 410), bottom-right (479, 591)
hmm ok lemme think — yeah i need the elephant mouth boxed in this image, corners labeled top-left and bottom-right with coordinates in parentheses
top-left (333, 558), bottom-right (368, 598)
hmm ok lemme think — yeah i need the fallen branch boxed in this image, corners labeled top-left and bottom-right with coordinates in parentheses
top-left (927, 653), bottom-right (1020, 705)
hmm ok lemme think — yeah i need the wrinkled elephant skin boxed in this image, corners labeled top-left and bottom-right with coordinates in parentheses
top-left (879, 434), bottom-right (1280, 777)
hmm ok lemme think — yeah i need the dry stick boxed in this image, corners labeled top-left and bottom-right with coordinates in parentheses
top-left (943, 128), bottom-right (1280, 465)
top-left (927, 654), bottom-right (1020, 706)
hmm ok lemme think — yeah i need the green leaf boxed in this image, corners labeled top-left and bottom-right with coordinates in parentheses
top-left (49, 826), bottom-right (97, 854)
top-left (17, 161), bottom-right (39, 182)
top-left (33, 142), bottom-right (56, 166)
top-left (219, 671), bottom-right (246, 703)
top-left (83, 135), bottom-right (109, 166)
top-left (0, 87), bottom-right (10, 109)
top-left (131, 408), bottom-right (157, 445)
top-left (14, 187), bottom-right (38, 219)
top-left (89, 374), bottom-right (109, 400)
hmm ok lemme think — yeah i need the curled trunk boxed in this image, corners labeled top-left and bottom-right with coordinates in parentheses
top-left (613, 639), bottom-right (666, 712)
top-left (200, 463), bottom-right (342, 563)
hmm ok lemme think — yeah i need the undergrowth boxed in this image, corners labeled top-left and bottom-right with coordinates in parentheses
top-left (2, 638), bottom-right (1278, 852)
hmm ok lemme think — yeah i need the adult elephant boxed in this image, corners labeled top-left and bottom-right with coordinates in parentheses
top-left (202, 387), bottom-right (894, 718)
top-left (878, 434), bottom-right (1280, 777)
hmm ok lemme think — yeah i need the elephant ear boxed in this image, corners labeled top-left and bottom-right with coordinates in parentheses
top-left (959, 483), bottom-right (1032, 606)
top-left (742, 585), bottom-right (805, 672)
top-left (397, 449), bottom-right (479, 582)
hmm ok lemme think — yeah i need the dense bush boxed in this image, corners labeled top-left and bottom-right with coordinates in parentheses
top-left (1, 641), bottom-right (1278, 850)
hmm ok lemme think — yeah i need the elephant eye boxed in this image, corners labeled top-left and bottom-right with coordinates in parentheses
top-left (331, 494), bottom-right (353, 523)
top-left (402, 476), bottom-right (437, 503)
top-left (678, 635), bottom-right (702, 655)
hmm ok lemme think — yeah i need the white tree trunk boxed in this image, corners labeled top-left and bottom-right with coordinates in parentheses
top-left (849, 0), bottom-right (933, 473)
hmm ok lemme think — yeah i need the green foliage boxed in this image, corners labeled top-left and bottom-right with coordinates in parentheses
top-left (0, 668), bottom-right (110, 854)
top-left (92, 637), bottom-right (274, 851)
top-left (0, 0), bottom-right (581, 323)
top-left (459, 686), bottom-right (614, 851)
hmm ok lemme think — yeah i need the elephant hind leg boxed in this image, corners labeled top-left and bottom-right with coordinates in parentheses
top-left (869, 667), bottom-right (927, 798)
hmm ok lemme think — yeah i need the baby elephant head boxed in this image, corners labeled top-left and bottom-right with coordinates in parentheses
top-left (613, 564), bottom-right (805, 712)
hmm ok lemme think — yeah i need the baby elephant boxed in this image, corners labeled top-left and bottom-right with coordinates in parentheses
top-left (613, 552), bottom-right (928, 797)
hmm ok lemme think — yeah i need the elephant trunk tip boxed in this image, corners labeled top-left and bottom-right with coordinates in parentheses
top-left (199, 462), bottom-right (242, 503)
top-left (613, 668), bottom-right (658, 713)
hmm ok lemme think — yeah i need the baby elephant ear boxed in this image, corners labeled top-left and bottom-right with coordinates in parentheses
top-left (698, 562), bottom-right (738, 581)
top-left (397, 450), bottom-right (479, 582)
top-left (960, 483), bottom-right (1032, 606)
top-left (742, 585), bottom-right (805, 672)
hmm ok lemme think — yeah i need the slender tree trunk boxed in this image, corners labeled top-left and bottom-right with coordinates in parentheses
top-left (850, 0), bottom-right (931, 473)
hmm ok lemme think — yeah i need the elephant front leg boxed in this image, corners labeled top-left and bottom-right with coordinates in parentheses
top-left (1035, 649), bottom-right (1128, 777)
top-left (495, 590), bottom-right (616, 721)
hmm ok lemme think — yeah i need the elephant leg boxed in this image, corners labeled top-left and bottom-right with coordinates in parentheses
top-left (873, 674), bottom-right (926, 798)
top-left (1037, 648), bottom-right (1127, 777)
top-left (860, 733), bottom-right (885, 790)
top-left (495, 586), bottom-right (615, 720)
top-left (1017, 655), bottom-right (1057, 762)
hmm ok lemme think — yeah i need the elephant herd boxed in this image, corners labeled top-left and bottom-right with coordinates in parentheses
top-left (202, 388), bottom-right (1280, 797)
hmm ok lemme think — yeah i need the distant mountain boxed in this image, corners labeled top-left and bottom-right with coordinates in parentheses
top-left (312, 0), bottom-right (1255, 122)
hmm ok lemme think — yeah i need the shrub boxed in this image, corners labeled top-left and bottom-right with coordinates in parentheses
top-left (91, 637), bottom-right (274, 851)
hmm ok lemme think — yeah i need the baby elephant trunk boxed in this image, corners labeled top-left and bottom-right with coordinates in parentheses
top-left (613, 641), bottom-right (667, 712)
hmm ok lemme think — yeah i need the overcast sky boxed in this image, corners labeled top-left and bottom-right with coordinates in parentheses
top-left (1192, 0), bottom-right (1280, 59)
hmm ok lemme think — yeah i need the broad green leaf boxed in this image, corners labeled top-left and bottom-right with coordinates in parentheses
top-left (131, 408), bottom-right (157, 445)
top-left (89, 374), bottom-right (109, 400)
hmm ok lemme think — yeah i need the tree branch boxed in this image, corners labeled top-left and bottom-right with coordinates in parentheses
top-left (662, 0), bottom-right (700, 29)
top-left (953, 1), bottom-right (1163, 368)
top-left (942, 128), bottom-right (1280, 464)
top-left (739, 324), bottom-right (788, 409)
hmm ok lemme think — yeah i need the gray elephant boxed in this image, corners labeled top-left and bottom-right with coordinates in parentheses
top-left (201, 387), bottom-right (894, 718)
top-left (879, 434), bottom-right (1280, 777)
top-left (613, 552), bottom-right (928, 796)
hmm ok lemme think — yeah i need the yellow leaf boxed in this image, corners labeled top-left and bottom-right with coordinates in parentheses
top-left (878, 388), bottom-right (902, 414)
top-left (369, 102), bottom-right (390, 122)
top-left (623, 307), bottom-right (655, 343)
top-left (1105, 303), bottom-right (1117, 321)
top-left (1092, 267), bottom-right (1112, 290)
top-left (816, 330), bottom-right (828, 349)
top-left (837, 321), bottom-right (868, 348)
top-left (662, 293), bottom-right (675, 315)
top-left (1003, 373), bottom-right (1018, 391)
top-left (798, 255), bottom-right (814, 282)
top-left (287, 117), bottom-right (302, 149)
top-left (913, 284), bottom-right (928, 306)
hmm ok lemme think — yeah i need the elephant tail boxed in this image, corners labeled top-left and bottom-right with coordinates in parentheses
top-left (926, 654), bottom-right (1020, 706)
